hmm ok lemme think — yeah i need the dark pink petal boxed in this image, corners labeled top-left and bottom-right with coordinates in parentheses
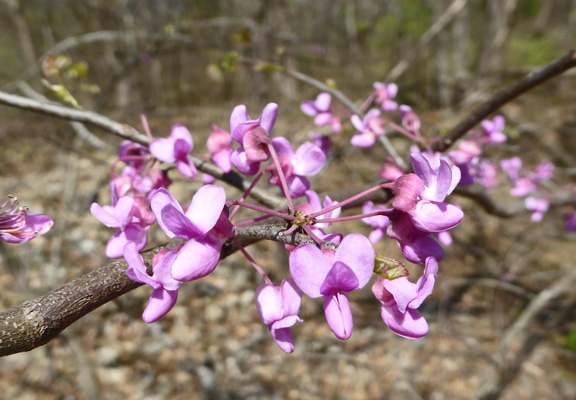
top-left (269, 326), bottom-right (295, 353)
top-left (159, 203), bottom-right (199, 239)
top-left (185, 185), bottom-right (226, 235)
top-left (243, 127), bottom-right (271, 162)
top-left (391, 174), bottom-right (425, 212)
top-left (106, 224), bottom-right (148, 259)
top-left (293, 142), bottom-right (326, 176)
top-left (400, 236), bottom-right (445, 265)
top-left (173, 137), bottom-right (193, 160)
top-left (333, 234), bottom-right (374, 289)
top-left (171, 238), bottom-right (222, 281)
top-left (320, 261), bottom-right (359, 294)
top-left (142, 288), bottom-right (178, 323)
top-left (231, 148), bottom-right (261, 176)
top-left (323, 292), bottom-right (353, 340)
top-left (380, 302), bottom-right (428, 340)
top-left (256, 284), bottom-right (283, 325)
top-left (289, 244), bottom-right (331, 298)
top-left (150, 138), bottom-right (176, 163)
top-left (287, 175), bottom-right (310, 199)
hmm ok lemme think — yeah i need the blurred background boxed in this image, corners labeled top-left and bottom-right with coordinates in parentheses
top-left (1, 1), bottom-right (576, 399)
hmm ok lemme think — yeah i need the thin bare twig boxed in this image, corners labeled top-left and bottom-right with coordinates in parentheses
top-left (433, 48), bottom-right (576, 153)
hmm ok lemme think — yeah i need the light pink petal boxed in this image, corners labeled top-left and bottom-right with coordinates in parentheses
top-left (150, 138), bottom-right (176, 163)
top-left (380, 302), bottom-right (428, 340)
top-left (281, 278), bottom-right (302, 317)
top-left (213, 149), bottom-right (232, 172)
top-left (124, 242), bottom-right (158, 288)
top-left (409, 256), bottom-right (438, 309)
top-left (287, 175), bottom-right (310, 198)
top-left (271, 137), bottom-right (295, 158)
top-left (350, 115), bottom-right (364, 132)
top-left (171, 238), bottom-right (221, 281)
top-left (400, 236), bottom-right (445, 265)
top-left (114, 196), bottom-right (136, 230)
top-left (21, 214), bottom-right (54, 237)
top-left (142, 288), bottom-right (178, 323)
top-left (350, 132), bottom-right (376, 148)
top-left (243, 127), bottom-right (271, 162)
top-left (324, 292), bottom-right (353, 340)
top-left (152, 250), bottom-right (181, 291)
top-left (300, 101), bottom-right (318, 116)
top-left (333, 234), bottom-right (375, 289)
top-left (90, 203), bottom-right (121, 228)
top-left (230, 105), bottom-right (250, 141)
top-left (305, 190), bottom-right (322, 212)
top-left (410, 201), bottom-right (464, 232)
top-left (289, 244), bottom-right (331, 298)
top-left (315, 93), bottom-right (332, 111)
top-left (185, 185), bottom-right (226, 235)
top-left (382, 277), bottom-right (417, 314)
top-left (271, 315), bottom-right (302, 330)
top-left (256, 284), bottom-right (283, 325)
top-left (314, 113), bottom-right (331, 126)
top-left (293, 142), bottom-right (326, 176)
top-left (259, 103), bottom-right (279, 133)
top-left (105, 224), bottom-right (148, 259)
top-left (170, 125), bottom-right (193, 147)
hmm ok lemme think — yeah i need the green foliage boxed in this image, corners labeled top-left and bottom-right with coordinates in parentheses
top-left (565, 324), bottom-right (576, 353)
top-left (505, 35), bottom-right (563, 67)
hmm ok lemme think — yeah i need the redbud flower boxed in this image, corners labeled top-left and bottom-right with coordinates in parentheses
top-left (481, 115), bottom-right (506, 144)
top-left (150, 125), bottom-right (197, 179)
top-left (399, 105), bottom-right (421, 132)
top-left (300, 93), bottom-right (333, 126)
top-left (150, 185), bottom-right (234, 281)
top-left (265, 137), bottom-right (326, 198)
top-left (501, 157), bottom-right (522, 180)
top-left (124, 242), bottom-right (181, 323)
top-left (361, 201), bottom-right (390, 244)
top-left (525, 196), bottom-right (549, 223)
top-left (230, 103), bottom-right (278, 175)
top-left (0, 196), bottom-right (53, 244)
top-left (350, 109), bottom-right (385, 148)
top-left (372, 256), bottom-right (438, 340)
top-left (207, 124), bottom-right (233, 173)
top-left (289, 234), bottom-right (374, 340)
top-left (373, 82), bottom-right (398, 112)
top-left (255, 279), bottom-right (303, 353)
top-left (379, 158), bottom-right (404, 182)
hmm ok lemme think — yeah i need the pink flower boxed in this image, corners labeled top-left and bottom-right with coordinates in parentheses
top-left (373, 82), bottom-right (398, 112)
top-left (0, 195), bottom-right (53, 244)
top-left (289, 234), bottom-right (374, 340)
top-left (255, 279), bottom-right (303, 353)
top-left (230, 103), bottom-right (278, 176)
top-left (150, 185), bottom-right (234, 281)
top-left (300, 93), bottom-right (333, 126)
top-left (372, 256), bottom-right (438, 340)
top-left (525, 196), bottom-right (549, 223)
top-left (124, 242), bottom-right (182, 323)
top-left (350, 109), bottom-right (385, 148)
top-left (207, 124), bottom-right (233, 173)
top-left (265, 138), bottom-right (326, 198)
top-left (481, 115), bottom-right (506, 144)
top-left (150, 125), bottom-right (197, 179)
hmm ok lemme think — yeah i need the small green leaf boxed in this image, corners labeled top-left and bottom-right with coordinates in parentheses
top-left (373, 255), bottom-right (409, 280)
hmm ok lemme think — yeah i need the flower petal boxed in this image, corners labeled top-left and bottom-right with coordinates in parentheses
top-left (142, 288), bottom-right (178, 323)
top-left (289, 244), bottom-right (331, 298)
top-left (293, 142), bottom-right (326, 176)
top-left (380, 302), bottom-right (428, 340)
top-left (256, 284), bottom-right (283, 325)
top-left (185, 185), bottom-right (226, 235)
top-left (333, 234), bottom-right (375, 289)
top-left (171, 238), bottom-right (222, 281)
top-left (324, 292), bottom-right (353, 340)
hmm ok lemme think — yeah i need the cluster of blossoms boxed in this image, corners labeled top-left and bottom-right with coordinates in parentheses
top-left (82, 81), bottom-right (470, 354)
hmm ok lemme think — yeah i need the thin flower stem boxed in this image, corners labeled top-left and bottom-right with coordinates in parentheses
top-left (266, 142), bottom-right (295, 213)
top-left (227, 200), bottom-right (296, 222)
top-left (233, 238), bottom-right (272, 285)
top-left (308, 183), bottom-right (392, 219)
top-left (234, 212), bottom-right (280, 227)
top-left (229, 171), bottom-right (264, 220)
top-left (316, 210), bottom-right (388, 224)
top-left (383, 120), bottom-right (420, 142)
top-left (140, 114), bottom-right (153, 140)
top-left (301, 225), bottom-right (325, 247)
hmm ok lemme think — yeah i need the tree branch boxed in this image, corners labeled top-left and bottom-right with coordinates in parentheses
top-left (433, 48), bottom-right (576, 153)
top-left (0, 224), bottom-right (321, 357)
